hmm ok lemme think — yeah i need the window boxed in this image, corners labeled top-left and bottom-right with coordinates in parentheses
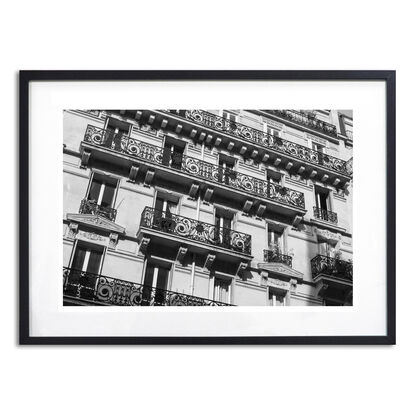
top-left (222, 110), bottom-right (238, 124)
top-left (142, 262), bottom-right (171, 305)
top-left (318, 241), bottom-right (336, 257)
top-left (162, 136), bottom-right (185, 169)
top-left (312, 142), bottom-right (325, 153)
top-left (154, 194), bottom-right (178, 215)
top-left (214, 208), bottom-right (233, 246)
top-left (266, 170), bottom-right (283, 197)
top-left (70, 242), bottom-right (104, 275)
top-left (266, 125), bottom-right (280, 142)
top-left (214, 277), bottom-right (231, 303)
top-left (315, 186), bottom-right (331, 212)
top-left (218, 153), bottom-right (236, 185)
top-left (268, 288), bottom-right (285, 306)
top-left (87, 173), bottom-right (118, 209)
top-left (263, 123), bottom-right (281, 146)
top-left (103, 117), bottom-right (131, 150)
top-left (106, 117), bottom-right (131, 136)
top-left (268, 227), bottom-right (285, 253)
top-left (266, 125), bottom-right (278, 137)
top-left (153, 193), bottom-right (179, 232)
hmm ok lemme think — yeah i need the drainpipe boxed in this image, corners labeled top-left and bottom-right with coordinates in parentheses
top-left (190, 254), bottom-right (196, 296)
top-left (191, 195), bottom-right (201, 296)
top-left (190, 143), bottom-right (205, 297)
top-left (201, 142), bottom-right (205, 160)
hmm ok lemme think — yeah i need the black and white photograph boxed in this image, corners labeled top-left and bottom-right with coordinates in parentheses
top-left (63, 109), bottom-right (353, 307)
top-left (4, 1), bottom-right (408, 414)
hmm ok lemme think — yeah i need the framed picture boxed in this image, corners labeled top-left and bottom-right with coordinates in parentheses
top-left (19, 70), bottom-right (395, 345)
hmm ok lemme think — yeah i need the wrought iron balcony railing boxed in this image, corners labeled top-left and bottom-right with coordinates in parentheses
top-left (83, 125), bottom-right (305, 210)
top-left (140, 207), bottom-right (252, 256)
top-left (310, 255), bottom-right (353, 282)
top-left (313, 206), bottom-right (338, 225)
top-left (79, 198), bottom-right (117, 221)
top-left (63, 267), bottom-right (232, 306)
top-left (263, 249), bottom-right (293, 267)
top-left (262, 110), bottom-right (338, 137)
top-left (163, 110), bottom-right (351, 176)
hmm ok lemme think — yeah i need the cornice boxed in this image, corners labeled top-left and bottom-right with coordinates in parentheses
top-left (66, 213), bottom-right (125, 234)
top-left (257, 262), bottom-right (304, 280)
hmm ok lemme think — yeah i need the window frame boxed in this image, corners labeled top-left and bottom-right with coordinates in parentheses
top-left (85, 170), bottom-right (120, 209)
top-left (68, 239), bottom-right (106, 275)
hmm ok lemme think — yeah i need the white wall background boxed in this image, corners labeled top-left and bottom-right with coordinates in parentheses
top-left (0, 1), bottom-right (410, 414)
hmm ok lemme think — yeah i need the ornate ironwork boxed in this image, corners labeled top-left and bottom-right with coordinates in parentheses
top-left (63, 267), bottom-right (232, 306)
top-left (263, 250), bottom-right (293, 267)
top-left (263, 110), bottom-right (338, 136)
top-left (310, 255), bottom-right (353, 281)
top-left (164, 110), bottom-right (350, 176)
top-left (79, 198), bottom-right (117, 221)
top-left (313, 206), bottom-right (338, 224)
top-left (140, 207), bottom-right (252, 255)
top-left (83, 125), bottom-right (305, 209)
top-left (345, 157), bottom-right (353, 176)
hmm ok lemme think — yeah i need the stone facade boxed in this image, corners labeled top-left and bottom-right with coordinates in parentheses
top-left (63, 109), bottom-right (353, 306)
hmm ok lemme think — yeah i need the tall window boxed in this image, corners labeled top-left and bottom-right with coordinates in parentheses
top-left (263, 123), bottom-right (281, 146)
top-left (153, 193), bottom-right (178, 232)
top-left (268, 227), bottom-right (284, 253)
top-left (142, 262), bottom-right (171, 305)
top-left (268, 288), bottom-right (285, 306)
top-left (87, 173), bottom-right (118, 209)
top-left (214, 209), bottom-right (233, 247)
top-left (106, 117), bottom-right (130, 136)
top-left (318, 241), bottom-right (335, 257)
top-left (154, 194), bottom-right (178, 216)
top-left (266, 125), bottom-right (280, 142)
top-left (214, 277), bottom-right (231, 304)
top-left (222, 110), bottom-right (238, 124)
top-left (218, 154), bottom-right (236, 185)
top-left (70, 242), bottom-right (104, 275)
top-left (266, 170), bottom-right (282, 197)
top-left (315, 187), bottom-right (331, 212)
top-left (103, 117), bottom-right (131, 150)
top-left (162, 136), bottom-right (185, 169)
top-left (312, 142), bottom-right (325, 153)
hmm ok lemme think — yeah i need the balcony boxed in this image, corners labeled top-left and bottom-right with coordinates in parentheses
top-left (310, 254), bottom-right (353, 304)
top-left (262, 110), bottom-right (338, 137)
top-left (140, 207), bottom-right (251, 256)
top-left (81, 125), bottom-right (306, 219)
top-left (161, 110), bottom-right (351, 178)
top-left (263, 250), bottom-right (293, 267)
top-left (311, 255), bottom-right (352, 281)
top-left (79, 198), bottom-right (117, 222)
top-left (313, 207), bottom-right (338, 225)
top-left (63, 267), bottom-right (232, 306)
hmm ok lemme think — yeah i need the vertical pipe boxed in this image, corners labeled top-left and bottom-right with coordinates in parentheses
top-left (196, 195), bottom-right (201, 220)
top-left (152, 267), bottom-right (159, 288)
top-left (190, 254), bottom-right (196, 296)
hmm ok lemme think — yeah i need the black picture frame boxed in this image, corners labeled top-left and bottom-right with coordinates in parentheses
top-left (19, 70), bottom-right (396, 345)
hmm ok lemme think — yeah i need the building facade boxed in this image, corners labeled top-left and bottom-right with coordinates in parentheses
top-left (63, 109), bottom-right (353, 306)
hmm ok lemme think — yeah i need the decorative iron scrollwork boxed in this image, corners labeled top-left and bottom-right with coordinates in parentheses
top-left (263, 110), bottom-right (338, 136)
top-left (164, 110), bottom-right (350, 176)
top-left (63, 267), bottom-right (232, 306)
top-left (140, 207), bottom-right (252, 255)
top-left (79, 198), bottom-right (117, 222)
top-left (83, 125), bottom-right (306, 209)
top-left (263, 250), bottom-right (293, 267)
top-left (310, 255), bottom-right (353, 281)
top-left (313, 207), bottom-right (338, 224)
